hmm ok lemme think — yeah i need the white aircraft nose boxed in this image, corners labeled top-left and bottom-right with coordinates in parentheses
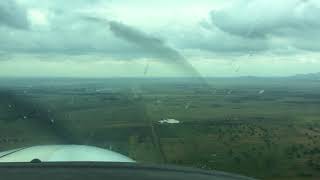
top-left (0, 145), bottom-right (135, 163)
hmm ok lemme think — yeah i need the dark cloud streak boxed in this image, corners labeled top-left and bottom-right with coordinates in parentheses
top-left (108, 20), bottom-right (201, 76)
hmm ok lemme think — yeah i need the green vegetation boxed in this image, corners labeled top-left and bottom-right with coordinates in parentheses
top-left (1, 77), bottom-right (320, 179)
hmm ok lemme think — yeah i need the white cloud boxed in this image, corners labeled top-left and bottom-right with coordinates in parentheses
top-left (28, 9), bottom-right (49, 27)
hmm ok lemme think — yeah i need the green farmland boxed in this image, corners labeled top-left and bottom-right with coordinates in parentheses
top-left (1, 77), bottom-right (320, 179)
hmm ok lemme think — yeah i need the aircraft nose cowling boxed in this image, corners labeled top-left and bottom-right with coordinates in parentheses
top-left (0, 145), bottom-right (135, 163)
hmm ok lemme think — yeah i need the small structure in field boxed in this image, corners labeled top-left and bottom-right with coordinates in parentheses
top-left (158, 119), bottom-right (180, 124)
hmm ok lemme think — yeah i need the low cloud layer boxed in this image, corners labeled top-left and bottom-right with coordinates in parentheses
top-left (0, 0), bottom-right (319, 77)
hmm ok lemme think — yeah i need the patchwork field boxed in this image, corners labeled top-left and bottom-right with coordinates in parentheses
top-left (0, 77), bottom-right (320, 179)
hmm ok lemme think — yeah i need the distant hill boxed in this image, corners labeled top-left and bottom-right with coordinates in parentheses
top-left (292, 72), bottom-right (320, 80)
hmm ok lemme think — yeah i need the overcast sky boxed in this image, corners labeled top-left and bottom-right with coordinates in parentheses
top-left (0, 0), bottom-right (320, 77)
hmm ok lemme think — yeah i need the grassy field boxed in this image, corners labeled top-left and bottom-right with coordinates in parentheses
top-left (0, 77), bottom-right (320, 179)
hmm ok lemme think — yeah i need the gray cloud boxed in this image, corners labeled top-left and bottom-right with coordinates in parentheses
top-left (210, 0), bottom-right (320, 38)
top-left (177, 24), bottom-right (269, 54)
top-left (0, 13), bottom-right (147, 60)
top-left (0, 0), bottom-right (29, 29)
top-left (206, 0), bottom-right (320, 52)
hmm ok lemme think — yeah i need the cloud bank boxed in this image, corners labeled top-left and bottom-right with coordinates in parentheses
top-left (0, 0), bottom-right (319, 77)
